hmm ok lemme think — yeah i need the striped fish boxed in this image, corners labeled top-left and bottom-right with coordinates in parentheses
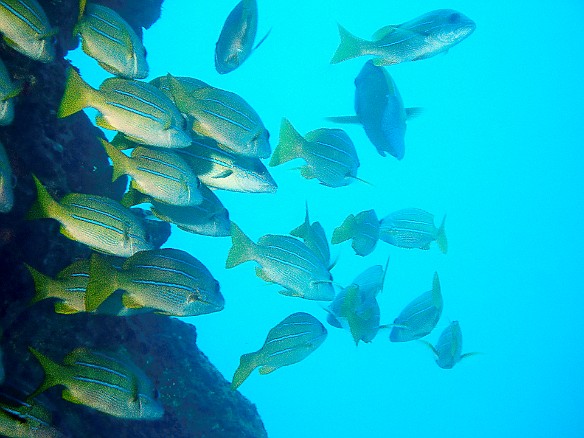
top-left (168, 74), bottom-right (271, 158)
top-left (75, 3), bottom-right (148, 78)
top-left (27, 175), bottom-right (153, 257)
top-left (0, 388), bottom-right (63, 438)
top-left (290, 202), bottom-right (330, 267)
top-left (102, 139), bottom-right (203, 207)
top-left (390, 272), bottom-right (443, 342)
top-left (29, 347), bottom-right (163, 419)
top-left (0, 140), bottom-right (14, 213)
top-left (85, 248), bottom-right (225, 316)
top-left (330, 9), bottom-right (475, 66)
top-left (58, 68), bottom-right (191, 148)
top-left (226, 223), bottom-right (335, 301)
top-left (332, 209), bottom-right (380, 256)
top-left (0, 57), bottom-right (22, 126)
top-left (271, 118), bottom-right (360, 187)
top-left (176, 136), bottom-right (277, 193)
top-left (326, 262), bottom-right (387, 344)
top-left (0, 0), bottom-right (56, 62)
top-left (423, 321), bottom-right (478, 369)
top-left (231, 312), bottom-right (327, 390)
top-left (379, 208), bottom-right (447, 253)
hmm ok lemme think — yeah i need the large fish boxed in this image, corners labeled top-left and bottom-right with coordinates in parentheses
top-left (74, 3), bottom-right (148, 78)
top-left (231, 312), bottom-right (327, 390)
top-left (102, 139), bottom-right (203, 207)
top-left (29, 347), bottom-right (164, 419)
top-left (26, 259), bottom-right (153, 316)
top-left (0, 57), bottom-right (22, 126)
top-left (327, 61), bottom-right (421, 160)
top-left (175, 135), bottom-right (277, 193)
top-left (168, 75), bottom-right (271, 158)
top-left (331, 9), bottom-right (475, 66)
top-left (290, 203), bottom-right (330, 267)
top-left (0, 0), bottom-right (57, 62)
top-left (27, 175), bottom-right (154, 257)
top-left (85, 248), bottom-right (225, 316)
top-left (58, 68), bottom-right (191, 148)
top-left (379, 208), bottom-right (447, 253)
top-left (0, 140), bottom-right (14, 213)
top-left (270, 118), bottom-right (360, 187)
top-left (215, 0), bottom-right (269, 74)
top-left (331, 209), bottom-right (380, 256)
top-left (121, 184), bottom-right (231, 237)
top-left (326, 262), bottom-right (387, 344)
top-left (390, 272), bottom-right (443, 342)
top-left (226, 223), bottom-right (335, 301)
top-left (422, 321), bottom-right (478, 369)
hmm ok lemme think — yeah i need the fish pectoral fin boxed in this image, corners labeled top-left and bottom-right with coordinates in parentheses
top-left (122, 293), bottom-right (144, 309)
top-left (258, 365), bottom-right (277, 375)
top-left (405, 107), bottom-right (424, 120)
top-left (62, 389), bottom-right (83, 404)
top-left (418, 340), bottom-right (438, 357)
top-left (95, 115), bottom-right (117, 131)
top-left (54, 302), bottom-right (80, 315)
top-left (213, 170), bottom-right (233, 179)
top-left (255, 267), bottom-right (273, 283)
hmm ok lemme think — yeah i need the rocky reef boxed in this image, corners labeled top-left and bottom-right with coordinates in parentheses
top-left (0, 0), bottom-right (266, 436)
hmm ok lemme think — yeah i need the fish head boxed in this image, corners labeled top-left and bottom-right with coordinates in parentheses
top-left (133, 386), bottom-right (164, 420)
top-left (432, 10), bottom-right (476, 45)
top-left (183, 280), bottom-right (225, 315)
top-left (248, 129), bottom-right (271, 159)
top-left (235, 158), bottom-right (278, 193)
top-left (33, 32), bottom-right (57, 63)
top-left (162, 118), bottom-right (192, 148)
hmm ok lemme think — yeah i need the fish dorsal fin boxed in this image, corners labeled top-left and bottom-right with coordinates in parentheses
top-left (372, 25), bottom-right (399, 40)
top-left (405, 107), bottom-right (424, 119)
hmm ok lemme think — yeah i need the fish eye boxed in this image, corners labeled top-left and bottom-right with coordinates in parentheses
top-left (448, 13), bottom-right (461, 23)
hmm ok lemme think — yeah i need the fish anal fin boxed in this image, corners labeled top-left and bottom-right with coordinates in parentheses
top-left (255, 267), bottom-right (273, 283)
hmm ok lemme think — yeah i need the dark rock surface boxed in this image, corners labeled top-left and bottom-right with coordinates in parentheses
top-left (0, 1), bottom-right (267, 437)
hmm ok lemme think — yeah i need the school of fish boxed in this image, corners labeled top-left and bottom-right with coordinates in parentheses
top-left (0, 0), bottom-right (478, 431)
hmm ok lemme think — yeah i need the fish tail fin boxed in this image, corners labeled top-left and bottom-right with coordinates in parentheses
top-left (166, 73), bottom-right (188, 108)
top-left (436, 215), bottom-right (447, 254)
top-left (121, 186), bottom-right (149, 208)
top-left (57, 67), bottom-right (93, 118)
top-left (85, 253), bottom-right (118, 312)
top-left (231, 352), bottom-right (257, 390)
top-left (330, 24), bottom-right (366, 64)
top-left (331, 214), bottom-right (356, 244)
top-left (225, 223), bottom-right (256, 268)
top-left (100, 139), bottom-right (129, 182)
top-left (432, 271), bottom-right (443, 309)
top-left (269, 118), bottom-right (305, 167)
top-left (26, 264), bottom-right (55, 304)
top-left (28, 348), bottom-right (65, 399)
top-left (26, 175), bottom-right (62, 221)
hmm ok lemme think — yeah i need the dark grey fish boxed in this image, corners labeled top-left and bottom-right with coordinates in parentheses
top-left (231, 312), bottom-right (327, 389)
top-left (423, 321), bottom-right (478, 369)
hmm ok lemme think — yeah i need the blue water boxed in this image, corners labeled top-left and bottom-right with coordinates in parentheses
top-left (70, 1), bottom-right (584, 437)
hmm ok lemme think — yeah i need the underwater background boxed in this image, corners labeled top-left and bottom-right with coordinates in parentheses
top-left (1, 0), bottom-right (582, 436)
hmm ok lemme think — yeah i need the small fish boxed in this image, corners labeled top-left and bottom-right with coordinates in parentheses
top-left (270, 118), bottom-right (360, 187)
top-left (102, 139), bottom-right (203, 207)
top-left (29, 347), bottom-right (164, 419)
top-left (175, 135), bottom-right (277, 193)
top-left (379, 208), bottom-right (447, 253)
top-left (0, 140), bottom-right (14, 213)
top-left (121, 183), bottom-right (231, 237)
top-left (327, 262), bottom-right (387, 344)
top-left (168, 74), bottom-right (271, 158)
top-left (290, 202), bottom-right (330, 267)
top-left (0, 0), bottom-right (57, 62)
top-left (26, 175), bottom-right (154, 257)
top-left (58, 68), bottom-right (191, 148)
top-left (331, 9), bottom-right (475, 66)
top-left (0, 57), bottom-right (22, 126)
top-left (215, 0), bottom-right (269, 74)
top-left (390, 272), bottom-right (443, 342)
top-left (226, 223), bottom-right (335, 301)
top-left (331, 209), bottom-right (380, 256)
top-left (85, 248), bottom-right (225, 316)
top-left (0, 388), bottom-right (64, 438)
top-left (327, 61), bottom-right (421, 160)
top-left (422, 321), bottom-right (478, 369)
top-left (231, 312), bottom-right (327, 390)
top-left (74, 3), bottom-right (148, 78)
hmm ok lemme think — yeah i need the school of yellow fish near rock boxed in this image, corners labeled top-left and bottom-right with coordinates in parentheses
top-left (0, 0), bottom-right (479, 431)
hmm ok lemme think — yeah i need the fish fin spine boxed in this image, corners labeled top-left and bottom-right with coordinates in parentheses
top-left (436, 215), bottom-right (447, 254)
top-left (85, 254), bottom-right (118, 312)
top-left (269, 118), bottom-right (305, 167)
top-left (225, 223), bottom-right (256, 268)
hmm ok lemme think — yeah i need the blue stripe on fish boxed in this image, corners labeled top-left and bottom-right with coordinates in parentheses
top-left (70, 214), bottom-right (124, 235)
top-left (74, 361), bottom-right (129, 379)
top-left (89, 24), bottom-right (125, 45)
top-left (0, 0), bottom-right (42, 33)
top-left (73, 376), bottom-right (132, 394)
top-left (107, 101), bottom-right (163, 123)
